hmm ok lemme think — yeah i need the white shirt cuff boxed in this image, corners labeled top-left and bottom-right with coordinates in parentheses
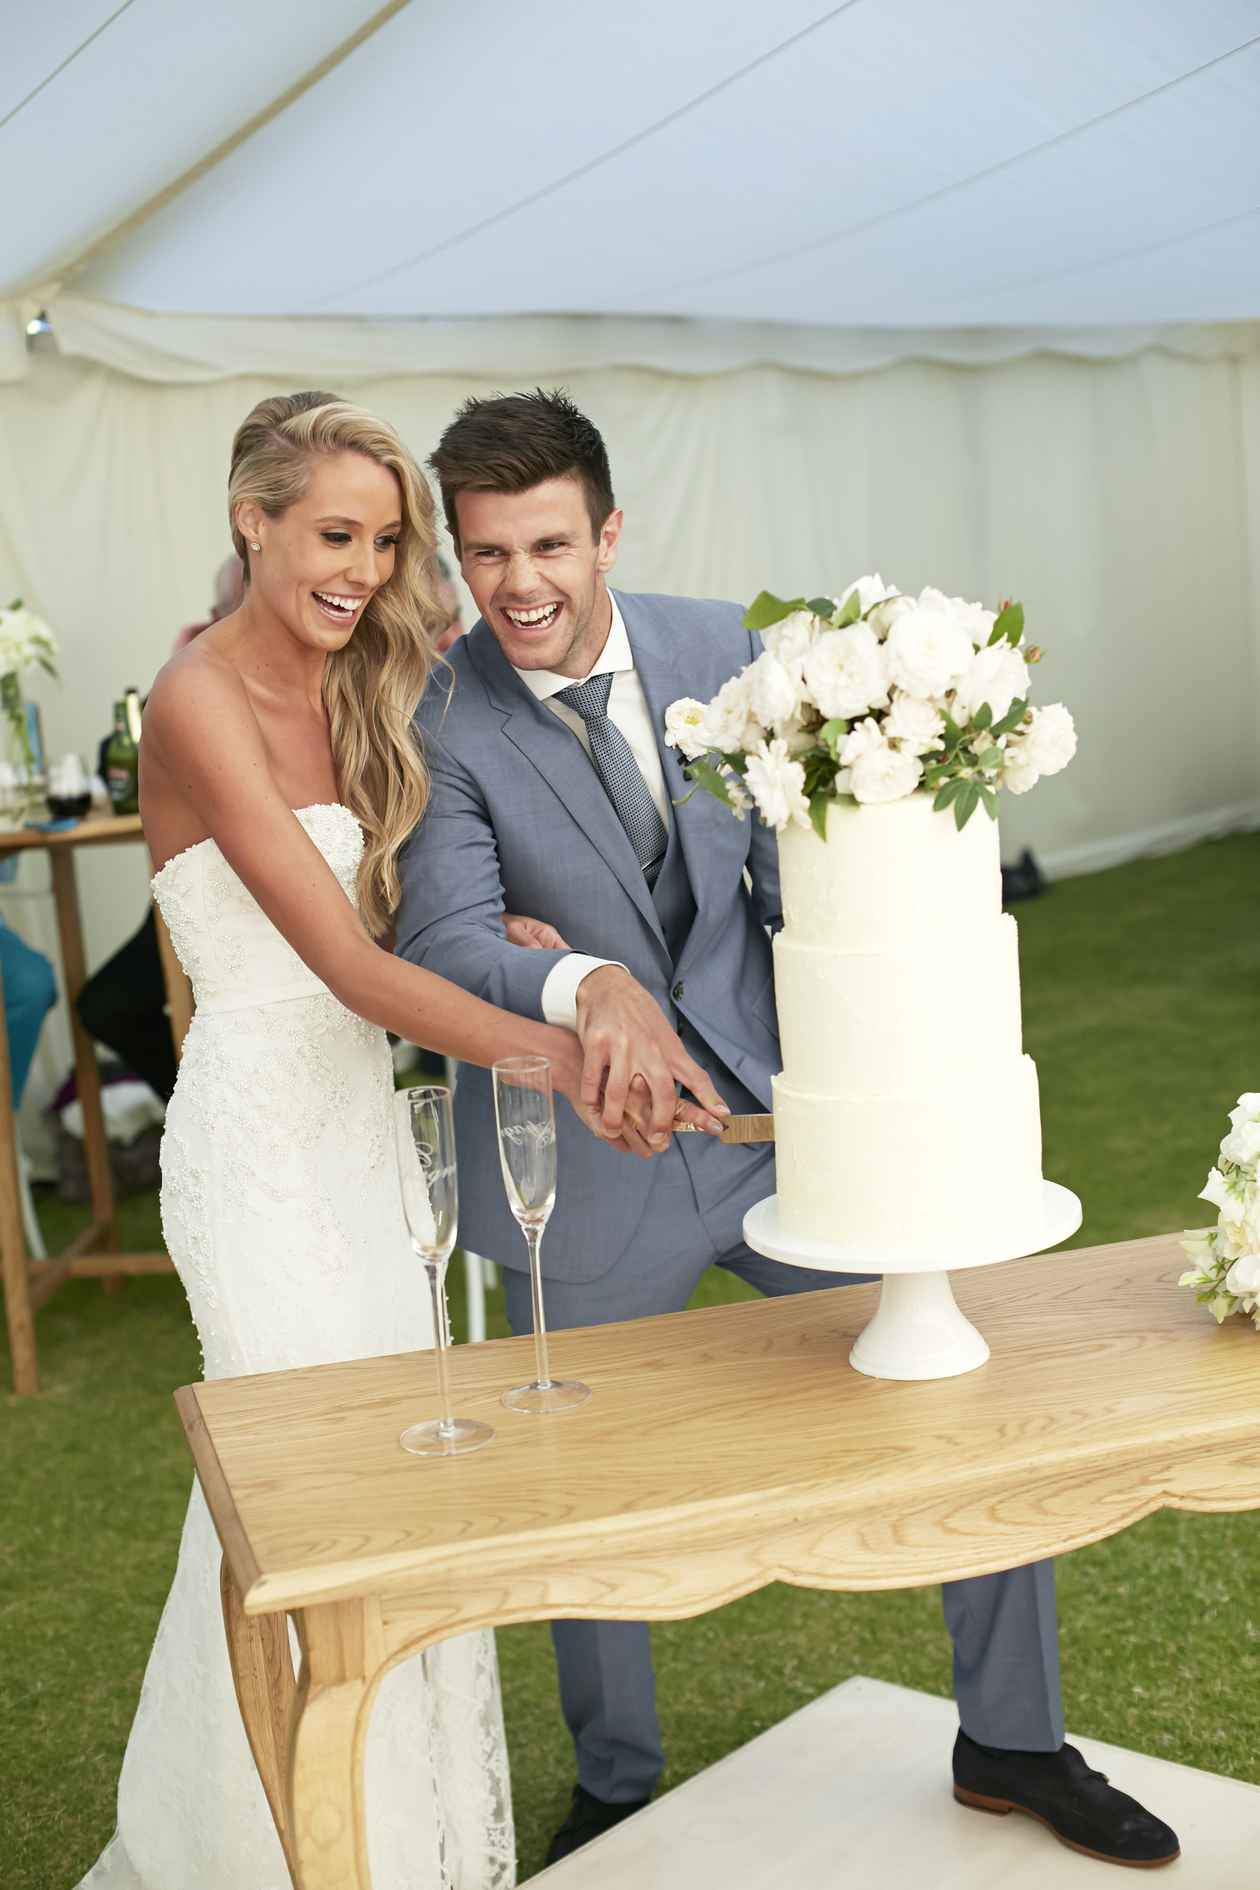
top-left (541, 953), bottom-right (626, 1030)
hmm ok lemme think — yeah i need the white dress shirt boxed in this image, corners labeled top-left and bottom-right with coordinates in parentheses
top-left (513, 592), bottom-right (668, 1028)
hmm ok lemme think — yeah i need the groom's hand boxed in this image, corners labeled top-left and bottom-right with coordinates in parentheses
top-left (574, 966), bottom-right (730, 1145)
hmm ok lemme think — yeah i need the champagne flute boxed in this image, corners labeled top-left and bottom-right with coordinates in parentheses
top-left (395, 1085), bottom-right (493, 1457)
top-left (493, 1056), bottom-right (590, 1414)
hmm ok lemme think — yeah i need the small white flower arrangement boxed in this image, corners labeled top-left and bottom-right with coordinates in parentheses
top-left (0, 602), bottom-right (58, 818)
top-left (0, 600), bottom-right (58, 686)
top-left (665, 576), bottom-right (1076, 835)
top-left (1180, 1094), bottom-right (1260, 1329)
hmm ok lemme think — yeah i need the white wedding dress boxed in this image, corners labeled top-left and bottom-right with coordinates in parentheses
top-left (79, 803), bottom-right (515, 1890)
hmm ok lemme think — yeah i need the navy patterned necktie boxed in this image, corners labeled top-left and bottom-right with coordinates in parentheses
top-left (555, 671), bottom-right (668, 888)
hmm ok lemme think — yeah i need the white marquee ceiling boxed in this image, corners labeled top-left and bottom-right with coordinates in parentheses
top-left (3, 0), bottom-right (1260, 330)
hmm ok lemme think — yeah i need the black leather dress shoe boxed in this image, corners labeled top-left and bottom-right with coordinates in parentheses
top-left (545, 1784), bottom-right (652, 1865)
top-left (953, 1730), bottom-right (1180, 1868)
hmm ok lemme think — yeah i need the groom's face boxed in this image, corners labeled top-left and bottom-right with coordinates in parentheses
top-left (456, 476), bottom-right (622, 677)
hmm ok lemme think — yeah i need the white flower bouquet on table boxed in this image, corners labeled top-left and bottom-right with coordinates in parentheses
top-left (0, 599), bottom-right (59, 685)
top-left (664, 576), bottom-right (1076, 836)
top-left (1180, 1094), bottom-right (1260, 1329)
top-left (0, 598), bottom-right (59, 782)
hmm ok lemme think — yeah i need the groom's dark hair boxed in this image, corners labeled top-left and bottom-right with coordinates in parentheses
top-left (429, 389), bottom-right (615, 553)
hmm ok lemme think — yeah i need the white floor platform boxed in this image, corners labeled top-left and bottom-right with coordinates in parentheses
top-left (528, 1676), bottom-right (1259, 1886)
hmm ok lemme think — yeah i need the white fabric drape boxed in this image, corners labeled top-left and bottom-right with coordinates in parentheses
top-left (5, 301), bottom-right (1260, 386)
top-left (0, 345), bottom-right (1257, 1079)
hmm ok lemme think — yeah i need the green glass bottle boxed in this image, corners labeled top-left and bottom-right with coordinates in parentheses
top-left (105, 689), bottom-right (142, 815)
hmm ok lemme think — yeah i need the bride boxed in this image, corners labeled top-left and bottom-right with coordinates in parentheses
top-left (79, 391), bottom-right (725, 1890)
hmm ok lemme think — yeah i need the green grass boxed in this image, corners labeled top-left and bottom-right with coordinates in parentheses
top-left (4, 832), bottom-right (1259, 1887)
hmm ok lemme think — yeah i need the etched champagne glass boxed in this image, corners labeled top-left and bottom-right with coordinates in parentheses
top-left (395, 1085), bottom-right (493, 1456)
top-left (493, 1056), bottom-right (590, 1413)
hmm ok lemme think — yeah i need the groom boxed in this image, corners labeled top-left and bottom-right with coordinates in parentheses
top-left (395, 390), bottom-right (1178, 1871)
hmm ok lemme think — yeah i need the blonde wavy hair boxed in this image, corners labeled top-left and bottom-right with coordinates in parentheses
top-left (228, 391), bottom-right (444, 936)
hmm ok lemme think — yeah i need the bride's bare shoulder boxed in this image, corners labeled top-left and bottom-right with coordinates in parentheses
top-left (145, 637), bottom-right (255, 753)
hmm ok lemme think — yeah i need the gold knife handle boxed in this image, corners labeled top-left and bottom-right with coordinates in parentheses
top-left (676, 1112), bottom-right (775, 1145)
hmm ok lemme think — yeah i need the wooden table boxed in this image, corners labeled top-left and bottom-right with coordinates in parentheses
top-left (177, 1232), bottom-right (1260, 1890)
top-left (0, 811), bottom-right (193, 1394)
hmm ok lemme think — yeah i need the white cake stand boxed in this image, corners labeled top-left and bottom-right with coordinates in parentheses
top-left (743, 1181), bottom-right (1082, 1381)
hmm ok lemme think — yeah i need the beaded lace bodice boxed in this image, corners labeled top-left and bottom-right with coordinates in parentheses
top-left (151, 802), bottom-right (360, 1014)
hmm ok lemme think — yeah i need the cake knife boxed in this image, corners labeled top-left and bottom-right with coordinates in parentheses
top-left (676, 1113), bottom-right (775, 1145)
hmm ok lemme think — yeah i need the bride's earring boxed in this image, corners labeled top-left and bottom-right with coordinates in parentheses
top-left (249, 541), bottom-right (261, 552)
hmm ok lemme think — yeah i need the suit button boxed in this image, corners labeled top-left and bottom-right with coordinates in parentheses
top-left (672, 980), bottom-right (685, 1001)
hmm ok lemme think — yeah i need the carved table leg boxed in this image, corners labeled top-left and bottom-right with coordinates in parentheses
top-left (49, 850), bottom-right (118, 1284)
top-left (287, 1599), bottom-right (379, 1890)
top-left (221, 1557), bottom-right (301, 1884)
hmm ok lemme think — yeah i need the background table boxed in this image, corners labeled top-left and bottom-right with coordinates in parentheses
top-left (0, 811), bottom-right (192, 1394)
top-left (176, 1232), bottom-right (1260, 1890)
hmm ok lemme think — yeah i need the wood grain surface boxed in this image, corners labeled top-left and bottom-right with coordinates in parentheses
top-left (179, 1235), bottom-right (1260, 1639)
top-left (0, 811), bottom-right (145, 854)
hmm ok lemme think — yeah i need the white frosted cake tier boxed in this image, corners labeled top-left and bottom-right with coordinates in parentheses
top-left (778, 787), bottom-right (1004, 951)
top-left (771, 1056), bottom-right (1044, 1256)
top-left (771, 794), bottom-right (1047, 1258)
top-left (773, 914), bottom-right (1023, 1091)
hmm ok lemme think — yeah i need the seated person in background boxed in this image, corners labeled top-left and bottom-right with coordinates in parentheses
top-left (434, 555), bottom-right (466, 654)
top-left (76, 909), bottom-right (179, 1102)
top-left (170, 554), bottom-right (247, 653)
top-left (78, 555), bottom-right (245, 1102)
top-left (0, 916), bottom-right (57, 1107)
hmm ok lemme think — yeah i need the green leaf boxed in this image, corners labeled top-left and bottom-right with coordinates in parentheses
top-left (806, 595), bottom-right (836, 621)
top-left (941, 709), bottom-right (962, 745)
top-left (809, 792), bottom-right (831, 842)
top-left (743, 591), bottom-right (806, 632)
top-left (990, 698), bottom-right (1029, 739)
top-left (802, 753), bottom-right (839, 798)
top-left (681, 758), bottom-right (736, 810)
top-left (979, 783), bottom-right (999, 819)
top-left (954, 781), bottom-right (980, 829)
top-left (972, 702), bottom-right (992, 731)
top-left (975, 746), bottom-right (1003, 772)
top-left (817, 717), bottom-right (849, 756)
top-left (995, 601), bottom-right (1025, 647)
top-left (986, 621), bottom-right (1008, 647)
top-left (834, 588), bottom-right (863, 627)
top-left (933, 778), bottom-right (964, 811)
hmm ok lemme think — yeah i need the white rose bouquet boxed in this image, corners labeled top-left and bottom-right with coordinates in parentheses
top-left (665, 576), bottom-right (1076, 836)
top-left (1179, 1094), bottom-right (1260, 1329)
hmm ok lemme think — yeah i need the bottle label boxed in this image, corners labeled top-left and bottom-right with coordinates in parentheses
top-left (106, 765), bottom-right (136, 813)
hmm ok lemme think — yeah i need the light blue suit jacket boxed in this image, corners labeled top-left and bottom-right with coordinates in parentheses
top-left (394, 590), bottom-right (781, 1282)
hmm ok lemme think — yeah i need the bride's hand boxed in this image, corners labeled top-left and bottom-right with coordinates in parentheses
top-left (504, 913), bottom-right (570, 950)
top-left (557, 1065), bottom-right (726, 1162)
top-left (549, 1039), bottom-right (682, 1159)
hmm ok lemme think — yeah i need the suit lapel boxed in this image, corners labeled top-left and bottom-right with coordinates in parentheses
top-left (621, 595), bottom-right (727, 972)
top-left (467, 624), bottom-right (669, 959)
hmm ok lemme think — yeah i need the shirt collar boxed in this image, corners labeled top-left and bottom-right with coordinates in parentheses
top-left (512, 591), bottom-right (633, 703)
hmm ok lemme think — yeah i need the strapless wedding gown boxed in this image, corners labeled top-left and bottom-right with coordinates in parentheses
top-left (79, 804), bottom-right (515, 1890)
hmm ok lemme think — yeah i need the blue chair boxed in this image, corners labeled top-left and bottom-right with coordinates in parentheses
top-left (0, 919), bottom-right (57, 1261)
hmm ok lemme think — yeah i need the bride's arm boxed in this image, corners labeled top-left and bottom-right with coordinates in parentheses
top-left (141, 659), bottom-right (604, 1106)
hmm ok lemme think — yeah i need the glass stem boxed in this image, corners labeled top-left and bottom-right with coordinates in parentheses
top-left (525, 1223), bottom-right (554, 1389)
top-left (426, 1256), bottom-right (457, 1436)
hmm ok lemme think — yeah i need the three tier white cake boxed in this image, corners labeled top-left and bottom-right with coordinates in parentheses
top-left (771, 794), bottom-right (1045, 1260)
